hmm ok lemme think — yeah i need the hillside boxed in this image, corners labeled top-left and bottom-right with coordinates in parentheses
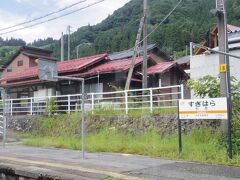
top-left (1, 0), bottom-right (240, 65)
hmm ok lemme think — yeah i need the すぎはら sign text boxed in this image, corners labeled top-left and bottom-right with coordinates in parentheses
top-left (178, 98), bottom-right (228, 120)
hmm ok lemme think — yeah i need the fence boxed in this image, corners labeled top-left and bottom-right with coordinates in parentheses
top-left (0, 85), bottom-right (184, 116)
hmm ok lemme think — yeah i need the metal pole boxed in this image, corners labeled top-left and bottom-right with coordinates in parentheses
top-left (68, 95), bottom-right (71, 114)
top-left (91, 93), bottom-right (94, 111)
top-left (180, 84), bottom-right (184, 100)
top-left (226, 51), bottom-right (233, 159)
top-left (30, 98), bottom-right (33, 115)
top-left (142, 0), bottom-right (148, 89)
top-left (10, 99), bottom-right (12, 116)
top-left (68, 25), bottom-right (71, 60)
top-left (76, 44), bottom-right (81, 58)
top-left (125, 90), bottom-right (128, 114)
top-left (215, 0), bottom-right (232, 158)
top-left (223, 6), bottom-right (233, 159)
top-left (177, 101), bottom-right (182, 154)
top-left (81, 80), bottom-right (85, 159)
top-left (192, 43), bottom-right (240, 59)
top-left (53, 75), bottom-right (85, 158)
top-left (61, 32), bottom-right (64, 62)
top-left (150, 88), bottom-right (153, 113)
top-left (190, 42), bottom-right (193, 57)
top-left (97, 72), bottom-right (100, 92)
top-left (216, 0), bottom-right (227, 97)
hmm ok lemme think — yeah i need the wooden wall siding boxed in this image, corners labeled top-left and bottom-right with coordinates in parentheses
top-left (3, 54), bottom-right (31, 75)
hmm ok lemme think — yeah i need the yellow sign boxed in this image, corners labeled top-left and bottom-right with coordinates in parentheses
top-left (219, 64), bottom-right (227, 73)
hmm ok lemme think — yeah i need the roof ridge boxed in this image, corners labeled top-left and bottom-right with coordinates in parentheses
top-left (57, 53), bottom-right (108, 64)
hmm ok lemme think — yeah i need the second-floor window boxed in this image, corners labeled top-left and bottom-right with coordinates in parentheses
top-left (17, 60), bottom-right (23, 67)
top-left (7, 68), bottom-right (12, 72)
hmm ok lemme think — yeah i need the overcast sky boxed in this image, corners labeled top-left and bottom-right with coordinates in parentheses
top-left (0, 0), bottom-right (131, 43)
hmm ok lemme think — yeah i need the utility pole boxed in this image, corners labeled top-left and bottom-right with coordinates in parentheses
top-left (186, 45), bottom-right (188, 56)
top-left (125, 17), bottom-right (144, 90)
top-left (67, 25), bottom-right (71, 60)
top-left (216, 0), bottom-right (228, 97)
top-left (76, 44), bottom-right (81, 58)
top-left (211, 0), bottom-right (232, 159)
top-left (142, 0), bottom-right (148, 89)
top-left (61, 32), bottom-right (64, 62)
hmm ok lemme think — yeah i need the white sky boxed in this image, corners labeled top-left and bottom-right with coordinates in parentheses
top-left (0, 0), bottom-right (131, 43)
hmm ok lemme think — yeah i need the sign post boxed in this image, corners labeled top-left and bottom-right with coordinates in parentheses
top-left (177, 101), bottom-right (182, 154)
top-left (178, 98), bottom-right (229, 154)
top-left (38, 59), bottom-right (86, 159)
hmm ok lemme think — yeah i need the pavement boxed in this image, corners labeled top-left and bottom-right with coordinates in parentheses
top-left (0, 144), bottom-right (239, 179)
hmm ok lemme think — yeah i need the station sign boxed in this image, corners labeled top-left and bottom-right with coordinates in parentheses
top-left (179, 98), bottom-right (228, 120)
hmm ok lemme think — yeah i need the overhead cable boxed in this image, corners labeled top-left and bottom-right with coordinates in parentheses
top-left (0, 0), bottom-right (87, 32)
top-left (138, 0), bottom-right (183, 46)
top-left (0, 0), bottom-right (105, 35)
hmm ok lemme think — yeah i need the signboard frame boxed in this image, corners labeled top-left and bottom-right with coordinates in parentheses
top-left (177, 97), bottom-right (229, 155)
top-left (179, 98), bottom-right (228, 120)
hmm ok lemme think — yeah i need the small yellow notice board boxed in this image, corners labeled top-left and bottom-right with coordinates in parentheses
top-left (179, 98), bottom-right (228, 120)
top-left (219, 64), bottom-right (227, 73)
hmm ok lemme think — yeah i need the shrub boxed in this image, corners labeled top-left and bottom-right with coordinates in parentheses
top-left (46, 98), bottom-right (58, 115)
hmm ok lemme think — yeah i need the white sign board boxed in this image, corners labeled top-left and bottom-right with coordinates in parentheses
top-left (179, 98), bottom-right (228, 120)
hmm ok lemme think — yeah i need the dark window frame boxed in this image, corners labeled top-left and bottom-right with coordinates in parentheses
top-left (7, 68), bottom-right (12, 72)
top-left (17, 60), bottom-right (23, 67)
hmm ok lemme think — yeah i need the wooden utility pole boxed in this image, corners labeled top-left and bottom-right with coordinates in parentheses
top-left (61, 32), bottom-right (64, 62)
top-left (125, 17), bottom-right (144, 90)
top-left (67, 25), bottom-right (71, 60)
top-left (142, 0), bottom-right (148, 89)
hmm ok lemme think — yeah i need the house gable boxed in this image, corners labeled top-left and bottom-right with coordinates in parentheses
top-left (2, 46), bottom-right (54, 76)
top-left (2, 53), bottom-right (32, 76)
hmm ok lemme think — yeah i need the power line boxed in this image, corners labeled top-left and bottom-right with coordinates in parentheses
top-left (0, 0), bottom-right (105, 36)
top-left (0, 0), bottom-right (88, 32)
top-left (124, 0), bottom-right (183, 57)
top-left (138, 0), bottom-right (183, 46)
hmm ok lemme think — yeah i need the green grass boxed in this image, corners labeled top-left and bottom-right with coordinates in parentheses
top-left (21, 128), bottom-right (240, 167)
top-left (90, 107), bottom-right (177, 117)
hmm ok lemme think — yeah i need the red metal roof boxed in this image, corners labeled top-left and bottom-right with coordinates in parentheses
top-left (70, 56), bottom-right (143, 77)
top-left (2, 55), bottom-right (176, 84)
top-left (3, 67), bottom-right (38, 81)
top-left (57, 53), bottom-right (108, 73)
top-left (147, 62), bottom-right (177, 75)
top-left (2, 54), bottom-right (108, 81)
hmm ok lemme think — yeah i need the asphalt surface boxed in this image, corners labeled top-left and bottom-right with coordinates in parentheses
top-left (0, 145), bottom-right (239, 179)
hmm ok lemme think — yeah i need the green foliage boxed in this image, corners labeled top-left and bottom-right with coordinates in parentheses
top-left (187, 76), bottom-right (221, 98)
top-left (30, 37), bottom-right (56, 47)
top-left (46, 98), bottom-right (58, 115)
top-left (187, 76), bottom-right (240, 155)
top-left (0, 46), bottom-right (20, 66)
top-left (22, 128), bottom-right (240, 166)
